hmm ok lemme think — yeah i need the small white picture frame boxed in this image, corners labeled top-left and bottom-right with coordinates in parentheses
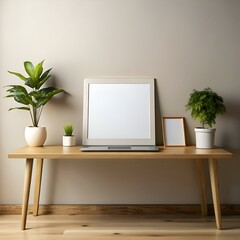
top-left (162, 117), bottom-right (186, 147)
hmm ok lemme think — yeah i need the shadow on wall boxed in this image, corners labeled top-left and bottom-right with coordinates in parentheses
top-left (220, 99), bottom-right (240, 151)
top-left (155, 81), bottom-right (163, 146)
top-left (183, 119), bottom-right (194, 146)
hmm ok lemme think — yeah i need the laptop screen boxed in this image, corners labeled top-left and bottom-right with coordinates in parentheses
top-left (82, 78), bottom-right (156, 146)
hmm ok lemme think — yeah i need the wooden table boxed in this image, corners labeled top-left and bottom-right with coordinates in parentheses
top-left (8, 146), bottom-right (232, 230)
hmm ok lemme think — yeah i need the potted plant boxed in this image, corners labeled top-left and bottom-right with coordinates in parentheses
top-left (63, 124), bottom-right (75, 146)
top-left (185, 87), bottom-right (226, 148)
top-left (5, 60), bottom-right (66, 146)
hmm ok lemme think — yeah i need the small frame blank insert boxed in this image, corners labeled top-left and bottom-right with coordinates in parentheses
top-left (162, 117), bottom-right (186, 147)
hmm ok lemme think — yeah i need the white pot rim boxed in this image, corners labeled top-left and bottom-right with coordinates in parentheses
top-left (26, 126), bottom-right (46, 128)
top-left (194, 127), bottom-right (216, 133)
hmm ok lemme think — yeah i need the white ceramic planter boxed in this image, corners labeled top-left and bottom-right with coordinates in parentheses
top-left (25, 126), bottom-right (47, 147)
top-left (62, 136), bottom-right (76, 147)
top-left (195, 127), bottom-right (216, 149)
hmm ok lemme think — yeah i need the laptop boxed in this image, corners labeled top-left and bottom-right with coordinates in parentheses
top-left (80, 78), bottom-right (159, 152)
top-left (81, 146), bottom-right (159, 152)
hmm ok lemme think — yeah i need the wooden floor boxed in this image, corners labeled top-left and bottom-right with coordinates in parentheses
top-left (0, 214), bottom-right (240, 240)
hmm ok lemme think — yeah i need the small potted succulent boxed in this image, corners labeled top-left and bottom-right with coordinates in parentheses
top-left (185, 88), bottom-right (226, 148)
top-left (63, 124), bottom-right (76, 146)
top-left (5, 60), bottom-right (66, 146)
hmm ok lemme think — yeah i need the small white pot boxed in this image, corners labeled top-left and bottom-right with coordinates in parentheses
top-left (62, 135), bottom-right (76, 147)
top-left (195, 127), bottom-right (216, 149)
top-left (25, 126), bottom-right (47, 147)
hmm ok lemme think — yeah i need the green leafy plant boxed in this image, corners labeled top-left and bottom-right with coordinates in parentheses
top-left (5, 60), bottom-right (66, 127)
top-left (185, 88), bottom-right (226, 128)
top-left (64, 124), bottom-right (74, 136)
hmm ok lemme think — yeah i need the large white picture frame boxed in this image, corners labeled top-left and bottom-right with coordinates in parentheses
top-left (82, 78), bottom-right (156, 146)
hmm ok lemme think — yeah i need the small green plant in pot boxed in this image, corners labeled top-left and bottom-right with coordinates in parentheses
top-left (64, 124), bottom-right (74, 136)
top-left (5, 60), bottom-right (66, 146)
top-left (185, 88), bottom-right (226, 148)
top-left (63, 124), bottom-right (75, 146)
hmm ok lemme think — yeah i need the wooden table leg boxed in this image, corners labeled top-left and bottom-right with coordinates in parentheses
top-left (33, 158), bottom-right (44, 216)
top-left (196, 159), bottom-right (208, 216)
top-left (21, 158), bottom-right (33, 230)
top-left (208, 158), bottom-right (222, 230)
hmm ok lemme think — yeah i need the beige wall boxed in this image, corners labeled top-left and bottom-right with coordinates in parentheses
top-left (1, 0), bottom-right (240, 204)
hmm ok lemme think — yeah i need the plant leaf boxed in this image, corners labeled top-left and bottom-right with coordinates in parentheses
top-left (14, 94), bottom-right (32, 105)
top-left (24, 61), bottom-right (35, 79)
top-left (6, 85), bottom-right (29, 95)
top-left (40, 68), bottom-right (52, 80)
top-left (37, 75), bottom-right (51, 89)
top-left (29, 90), bottom-right (40, 100)
top-left (8, 71), bottom-right (27, 81)
top-left (9, 107), bottom-right (30, 111)
top-left (5, 85), bottom-right (33, 105)
top-left (34, 60), bottom-right (44, 80)
top-left (37, 68), bottom-right (52, 89)
top-left (25, 77), bottom-right (37, 88)
top-left (35, 87), bottom-right (65, 107)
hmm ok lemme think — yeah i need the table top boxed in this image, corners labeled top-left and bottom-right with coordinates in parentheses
top-left (8, 146), bottom-right (232, 160)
